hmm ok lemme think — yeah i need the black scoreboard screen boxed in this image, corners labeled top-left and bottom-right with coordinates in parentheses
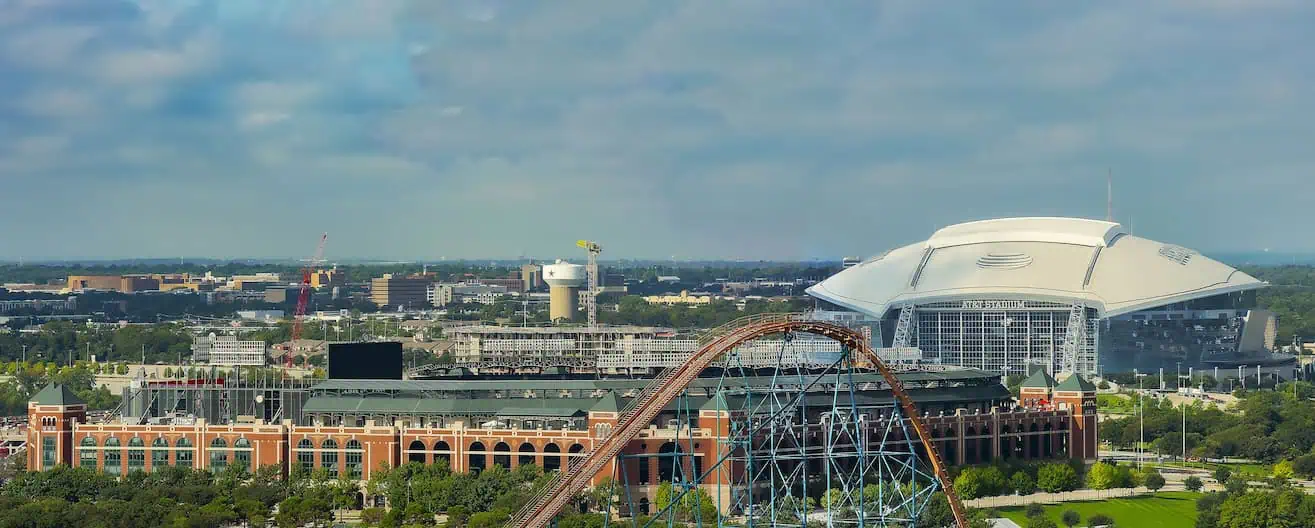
top-left (327, 342), bottom-right (403, 380)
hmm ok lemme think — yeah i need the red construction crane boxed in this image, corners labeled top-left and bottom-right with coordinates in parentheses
top-left (289, 233), bottom-right (328, 369)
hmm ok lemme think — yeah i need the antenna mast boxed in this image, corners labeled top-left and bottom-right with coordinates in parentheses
top-left (1106, 169), bottom-right (1113, 222)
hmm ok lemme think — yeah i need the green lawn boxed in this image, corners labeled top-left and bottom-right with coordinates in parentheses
top-left (997, 492), bottom-right (1200, 528)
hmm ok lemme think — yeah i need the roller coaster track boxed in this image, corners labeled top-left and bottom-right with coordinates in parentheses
top-left (505, 313), bottom-right (969, 528)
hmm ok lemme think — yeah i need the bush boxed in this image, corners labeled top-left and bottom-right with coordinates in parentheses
top-left (1061, 509), bottom-right (1081, 527)
top-left (1025, 503), bottom-right (1046, 518)
top-left (360, 507), bottom-right (385, 527)
top-left (1184, 476), bottom-right (1203, 492)
top-left (1027, 517), bottom-right (1058, 528)
top-left (1087, 513), bottom-right (1114, 527)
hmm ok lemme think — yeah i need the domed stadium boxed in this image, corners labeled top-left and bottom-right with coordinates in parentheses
top-left (808, 217), bottom-right (1272, 376)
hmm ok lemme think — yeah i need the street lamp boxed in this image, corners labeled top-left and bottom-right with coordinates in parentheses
top-left (1135, 370), bottom-right (1148, 470)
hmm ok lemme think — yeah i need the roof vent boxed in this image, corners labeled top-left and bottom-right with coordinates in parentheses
top-left (976, 253), bottom-right (1033, 270)
top-left (1158, 245), bottom-right (1195, 265)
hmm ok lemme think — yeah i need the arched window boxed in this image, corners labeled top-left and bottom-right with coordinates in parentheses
top-left (942, 429), bottom-right (957, 465)
top-left (345, 440), bottom-right (363, 479)
top-left (493, 442), bottom-right (511, 469)
top-left (469, 442), bottom-right (486, 473)
top-left (543, 443), bottom-right (561, 472)
top-left (407, 440), bottom-right (426, 464)
top-left (176, 438), bottom-right (194, 468)
top-left (234, 438), bottom-right (252, 472)
top-left (518, 443), bottom-right (537, 467)
top-left (433, 441), bottom-right (451, 466)
top-left (210, 438), bottom-right (229, 473)
top-left (151, 437), bottom-right (169, 469)
top-left (297, 439), bottom-right (314, 474)
top-left (127, 437), bottom-right (146, 473)
top-left (104, 437), bottom-right (122, 476)
top-left (657, 442), bottom-right (681, 482)
top-left (79, 437), bottom-right (98, 469)
top-left (322, 439), bottom-right (339, 478)
top-left (568, 444), bottom-right (585, 471)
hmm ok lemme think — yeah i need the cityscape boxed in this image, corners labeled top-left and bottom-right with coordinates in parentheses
top-left (5, 2), bottom-right (1315, 528)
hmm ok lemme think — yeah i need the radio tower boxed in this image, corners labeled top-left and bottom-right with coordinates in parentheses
top-left (289, 233), bottom-right (328, 368)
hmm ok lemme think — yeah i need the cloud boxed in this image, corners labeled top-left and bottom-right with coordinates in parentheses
top-left (1, 0), bottom-right (1313, 260)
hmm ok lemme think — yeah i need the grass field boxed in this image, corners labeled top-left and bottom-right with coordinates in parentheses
top-left (1096, 394), bottom-right (1135, 414)
top-left (997, 492), bottom-right (1200, 528)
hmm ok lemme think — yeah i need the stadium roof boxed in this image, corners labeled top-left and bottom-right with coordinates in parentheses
top-left (806, 217), bottom-right (1265, 319)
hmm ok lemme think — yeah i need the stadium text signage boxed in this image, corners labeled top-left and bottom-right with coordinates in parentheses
top-left (960, 300), bottom-right (1026, 310)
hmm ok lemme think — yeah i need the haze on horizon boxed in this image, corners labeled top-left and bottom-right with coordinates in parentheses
top-left (3, 1), bottom-right (1313, 262)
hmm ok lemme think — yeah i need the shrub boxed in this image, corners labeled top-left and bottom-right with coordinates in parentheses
top-left (1087, 513), bottom-right (1114, 527)
top-left (1184, 476), bottom-right (1204, 492)
top-left (1025, 503), bottom-right (1046, 518)
top-left (1061, 509), bottom-right (1081, 527)
top-left (1027, 517), bottom-right (1058, 528)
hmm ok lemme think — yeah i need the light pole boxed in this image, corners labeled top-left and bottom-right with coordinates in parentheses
top-left (21, 345), bottom-right (26, 364)
top-left (1135, 371), bottom-right (1148, 470)
top-left (1182, 396), bottom-right (1187, 468)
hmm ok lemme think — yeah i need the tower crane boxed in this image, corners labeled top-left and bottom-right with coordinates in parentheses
top-left (576, 239), bottom-right (602, 327)
top-left (289, 233), bottom-right (328, 368)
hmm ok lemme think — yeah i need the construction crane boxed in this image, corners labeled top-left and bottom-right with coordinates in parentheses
top-left (289, 233), bottom-right (328, 368)
top-left (576, 239), bottom-right (601, 327)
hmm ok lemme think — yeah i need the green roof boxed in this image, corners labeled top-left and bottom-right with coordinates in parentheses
top-left (1020, 369), bottom-right (1056, 389)
top-left (1055, 373), bottom-right (1096, 392)
top-left (590, 391), bottom-right (623, 413)
top-left (30, 383), bottom-right (84, 406)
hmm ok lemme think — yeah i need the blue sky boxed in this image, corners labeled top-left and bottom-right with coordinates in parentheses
top-left (2, 0), bottom-right (1313, 261)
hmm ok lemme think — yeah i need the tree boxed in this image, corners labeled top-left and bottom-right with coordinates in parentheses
top-left (1085, 463), bottom-right (1120, 490)
top-left (1272, 460), bottom-right (1295, 480)
top-left (1011, 471), bottom-right (1036, 495)
top-left (954, 468), bottom-right (989, 500)
top-left (1061, 509), bottom-right (1081, 528)
top-left (1025, 503), bottom-right (1045, 518)
top-left (1292, 454), bottom-right (1315, 479)
top-left (1213, 466), bottom-right (1233, 484)
top-left (1185, 476), bottom-right (1204, 492)
top-left (1037, 464), bottom-right (1080, 493)
top-left (1218, 491), bottom-right (1279, 528)
top-left (1144, 472), bottom-right (1166, 494)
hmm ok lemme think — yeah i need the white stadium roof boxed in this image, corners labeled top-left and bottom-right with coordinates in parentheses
top-left (806, 217), bottom-right (1265, 319)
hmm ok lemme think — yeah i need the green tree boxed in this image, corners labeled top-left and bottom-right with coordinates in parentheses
top-left (1185, 476), bottom-right (1204, 492)
top-left (1218, 492), bottom-right (1278, 528)
top-left (1144, 472), bottom-right (1166, 494)
top-left (1085, 463), bottom-right (1119, 490)
top-left (1011, 471), bottom-right (1036, 496)
top-left (1037, 464), bottom-right (1080, 493)
top-left (1272, 460), bottom-right (1295, 480)
top-left (1213, 466), bottom-right (1233, 484)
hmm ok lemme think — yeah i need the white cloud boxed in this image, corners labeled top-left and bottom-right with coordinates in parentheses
top-left (1, 0), bottom-right (1313, 259)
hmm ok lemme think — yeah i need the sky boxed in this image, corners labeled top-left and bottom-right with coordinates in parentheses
top-left (2, 0), bottom-right (1313, 261)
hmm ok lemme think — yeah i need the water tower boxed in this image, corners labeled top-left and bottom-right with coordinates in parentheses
top-left (543, 260), bottom-right (586, 322)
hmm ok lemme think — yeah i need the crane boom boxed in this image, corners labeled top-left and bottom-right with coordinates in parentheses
top-left (289, 233), bottom-right (328, 368)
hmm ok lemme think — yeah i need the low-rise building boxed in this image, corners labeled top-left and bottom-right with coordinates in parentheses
top-left (191, 333), bottom-right (268, 366)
